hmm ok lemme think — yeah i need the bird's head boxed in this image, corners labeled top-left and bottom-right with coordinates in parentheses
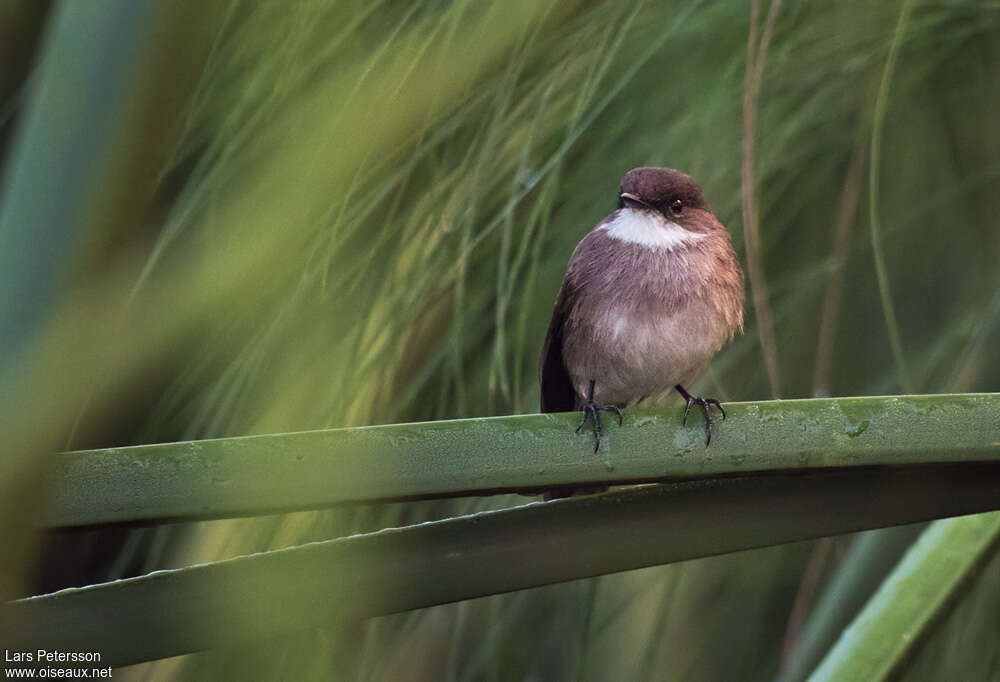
top-left (617, 167), bottom-right (722, 235)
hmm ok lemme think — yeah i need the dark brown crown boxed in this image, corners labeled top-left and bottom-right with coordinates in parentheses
top-left (617, 167), bottom-right (709, 214)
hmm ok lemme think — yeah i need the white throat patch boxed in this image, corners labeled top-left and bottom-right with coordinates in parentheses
top-left (602, 208), bottom-right (705, 250)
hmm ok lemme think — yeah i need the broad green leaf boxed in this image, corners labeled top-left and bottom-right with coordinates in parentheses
top-left (11, 461), bottom-right (1000, 666)
top-left (44, 393), bottom-right (1000, 527)
top-left (808, 512), bottom-right (1000, 682)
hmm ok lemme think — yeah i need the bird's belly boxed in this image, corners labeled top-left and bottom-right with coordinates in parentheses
top-left (565, 301), bottom-right (730, 406)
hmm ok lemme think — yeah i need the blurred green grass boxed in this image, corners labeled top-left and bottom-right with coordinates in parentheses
top-left (2, 0), bottom-right (999, 679)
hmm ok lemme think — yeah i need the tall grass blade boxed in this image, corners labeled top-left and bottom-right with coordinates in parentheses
top-left (868, 0), bottom-right (916, 392)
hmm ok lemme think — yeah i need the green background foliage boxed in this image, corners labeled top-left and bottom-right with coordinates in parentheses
top-left (1, 0), bottom-right (998, 679)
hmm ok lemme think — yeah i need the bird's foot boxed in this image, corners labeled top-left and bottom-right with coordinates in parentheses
top-left (576, 380), bottom-right (623, 453)
top-left (675, 384), bottom-right (725, 446)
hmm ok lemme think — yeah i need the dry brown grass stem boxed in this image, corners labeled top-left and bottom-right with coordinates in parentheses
top-left (741, 0), bottom-right (783, 398)
top-left (778, 537), bottom-right (836, 675)
top-left (812, 132), bottom-right (867, 397)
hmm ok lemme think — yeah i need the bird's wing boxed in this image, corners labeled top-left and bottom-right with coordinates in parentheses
top-left (539, 283), bottom-right (578, 413)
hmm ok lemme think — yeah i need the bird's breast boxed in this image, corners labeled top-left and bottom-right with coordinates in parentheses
top-left (565, 299), bottom-right (731, 406)
top-left (560, 231), bottom-right (742, 406)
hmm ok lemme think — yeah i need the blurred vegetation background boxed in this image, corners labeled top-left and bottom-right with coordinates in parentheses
top-left (1, 0), bottom-right (998, 680)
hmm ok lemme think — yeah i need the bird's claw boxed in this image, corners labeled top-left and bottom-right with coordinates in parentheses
top-left (678, 388), bottom-right (726, 446)
top-left (577, 380), bottom-right (623, 452)
top-left (577, 402), bottom-right (623, 452)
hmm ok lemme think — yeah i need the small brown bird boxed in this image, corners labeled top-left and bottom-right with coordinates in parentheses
top-left (540, 166), bottom-right (744, 451)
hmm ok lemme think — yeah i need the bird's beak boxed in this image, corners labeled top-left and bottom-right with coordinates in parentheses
top-left (619, 192), bottom-right (653, 210)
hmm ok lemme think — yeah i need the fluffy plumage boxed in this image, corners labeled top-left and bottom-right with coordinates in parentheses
top-left (540, 167), bottom-right (744, 414)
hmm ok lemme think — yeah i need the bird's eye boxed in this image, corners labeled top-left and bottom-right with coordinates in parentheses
top-left (669, 199), bottom-right (683, 215)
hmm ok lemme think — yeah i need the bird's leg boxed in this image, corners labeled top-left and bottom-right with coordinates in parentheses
top-left (576, 379), bottom-right (623, 453)
top-left (674, 384), bottom-right (726, 446)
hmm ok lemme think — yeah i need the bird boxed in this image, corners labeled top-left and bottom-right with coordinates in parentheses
top-left (540, 166), bottom-right (744, 453)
